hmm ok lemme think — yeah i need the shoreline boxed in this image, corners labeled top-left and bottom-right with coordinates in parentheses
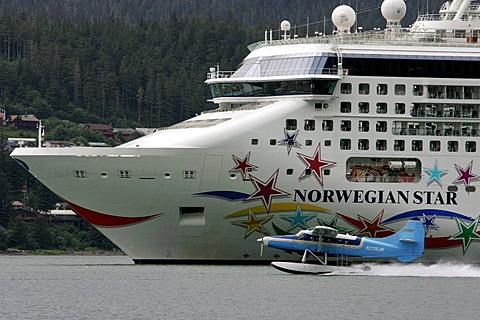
top-left (0, 248), bottom-right (126, 256)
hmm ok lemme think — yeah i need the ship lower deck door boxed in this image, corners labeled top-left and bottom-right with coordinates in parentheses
top-left (200, 155), bottom-right (223, 190)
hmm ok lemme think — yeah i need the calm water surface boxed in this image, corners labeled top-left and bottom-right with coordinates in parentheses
top-left (1, 255), bottom-right (480, 320)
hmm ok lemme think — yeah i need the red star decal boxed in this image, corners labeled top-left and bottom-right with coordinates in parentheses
top-left (297, 144), bottom-right (336, 186)
top-left (244, 169), bottom-right (290, 212)
top-left (453, 160), bottom-right (480, 186)
top-left (229, 152), bottom-right (258, 179)
top-left (337, 209), bottom-right (394, 238)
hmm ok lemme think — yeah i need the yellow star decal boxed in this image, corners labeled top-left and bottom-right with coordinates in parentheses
top-left (231, 209), bottom-right (273, 239)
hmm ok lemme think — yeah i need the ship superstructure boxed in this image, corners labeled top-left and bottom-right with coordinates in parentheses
top-left (11, 0), bottom-right (480, 263)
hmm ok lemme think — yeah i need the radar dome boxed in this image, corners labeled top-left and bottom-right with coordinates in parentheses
top-left (280, 20), bottom-right (291, 31)
top-left (381, 0), bottom-right (406, 22)
top-left (332, 5), bottom-right (356, 32)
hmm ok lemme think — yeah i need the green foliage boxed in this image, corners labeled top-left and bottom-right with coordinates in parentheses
top-left (0, 14), bottom-right (250, 129)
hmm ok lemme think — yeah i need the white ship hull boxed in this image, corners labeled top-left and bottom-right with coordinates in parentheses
top-left (11, 0), bottom-right (480, 263)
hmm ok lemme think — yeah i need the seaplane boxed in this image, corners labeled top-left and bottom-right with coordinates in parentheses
top-left (258, 219), bottom-right (424, 274)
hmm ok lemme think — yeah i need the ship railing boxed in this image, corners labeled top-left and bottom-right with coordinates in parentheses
top-left (206, 67), bottom-right (345, 80)
top-left (415, 14), bottom-right (444, 22)
top-left (202, 101), bottom-right (271, 114)
top-left (206, 71), bottom-right (235, 80)
top-left (248, 29), bottom-right (480, 51)
top-left (392, 127), bottom-right (480, 137)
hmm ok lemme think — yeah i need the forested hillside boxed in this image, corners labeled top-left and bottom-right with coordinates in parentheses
top-left (0, 1), bottom-right (444, 29)
top-left (0, 17), bottom-right (249, 128)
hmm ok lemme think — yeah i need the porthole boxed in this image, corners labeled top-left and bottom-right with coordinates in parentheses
top-left (229, 173), bottom-right (237, 180)
top-left (164, 172), bottom-right (172, 179)
top-left (466, 186), bottom-right (476, 193)
top-left (100, 172), bottom-right (108, 179)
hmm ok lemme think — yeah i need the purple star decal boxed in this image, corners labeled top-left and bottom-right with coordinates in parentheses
top-left (277, 128), bottom-right (302, 155)
top-left (453, 160), bottom-right (480, 186)
top-left (422, 213), bottom-right (439, 236)
top-left (297, 144), bottom-right (336, 186)
top-left (244, 169), bottom-right (290, 212)
top-left (229, 152), bottom-right (258, 179)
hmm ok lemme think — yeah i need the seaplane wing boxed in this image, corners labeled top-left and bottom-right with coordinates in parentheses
top-left (258, 219), bottom-right (424, 264)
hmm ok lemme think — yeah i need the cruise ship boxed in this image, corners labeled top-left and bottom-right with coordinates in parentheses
top-left (11, 0), bottom-right (480, 263)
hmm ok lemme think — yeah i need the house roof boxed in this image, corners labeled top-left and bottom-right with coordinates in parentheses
top-left (80, 123), bottom-right (113, 130)
top-left (10, 114), bottom-right (39, 122)
top-left (12, 200), bottom-right (23, 206)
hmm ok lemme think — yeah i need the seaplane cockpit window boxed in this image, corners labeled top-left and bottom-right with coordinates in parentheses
top-left (312, 226), bottom-right (338, 238)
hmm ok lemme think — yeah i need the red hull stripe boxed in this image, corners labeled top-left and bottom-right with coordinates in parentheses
top-left (65, 200), bottom-right (161, 227)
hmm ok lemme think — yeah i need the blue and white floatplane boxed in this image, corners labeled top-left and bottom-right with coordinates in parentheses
top-left (258, 220), bottom-right (424, 274)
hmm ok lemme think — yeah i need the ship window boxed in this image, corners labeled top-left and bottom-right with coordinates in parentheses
top-left (305, 139), bottom-right (312, 146)
top-left (324, 140), bottom-right (331, 146)
top-left (340, 120), bottom-right (351, 132)
top-left (251, 139), bottom-right (258, 145)
top-left (118, 170), bottom-right (131, 179)
top-left (315, 103), bottom-right (323, 109)
top-left (270, 139), bottom-right (276, 145)
top-left (466, 141), bottom-right (476, 152)
top-left (340, 139), bottom-right (351, 150)
top-left (376, 140), bottom-right (387, 151)
top-left (377, 84), bottom-right (388, 95)
top-left (466, 186), bottom-right (476, 193)
top-left (358, 102), bottom-right (369, 113)
top-left (376, 121), bottom-right (387, 132)
top-left (448, 141), bottom-right (458, 152)
top-left (359, 83), bottom-right (370, 95)
top-left (340, 102), bottom-right (351, 113)
top-left (358, 139), bottom-right (369, 150)
top-left (395, 103), bottom-right (406, 114)
top-left (183, 170), bottom-right (196, 179)
top-left (394, 140), bottom-right (405, 151)
top-left (305, 169), bottom-right (312, 175)
top-left (359, 121), bottom-right (369, 132)
top-left (286, 168), bottom-right (294, 175)
top-left (413, 85), bottom-right (424, 96)
top-left (448, 185), bottom-right (458, 192)
top-left (286, 119), bottom-right (297, 130)
top-left (395, 84), bottom-right (406, 95)
top-left (304, 119), bottom-right (315, 131)
top-left (376, 102), bottom-right (387, 114)
top-left (322, 120), bottom-right (333, 131)
top-left (430, 140), bottom-right (441, 152)
top-left (324, 169), bottom-right (330, 175)
top-left (346, 157), bottom-right (421, 183)
top-left (412, 140), bottom-right (423, 151)
top-left (74, 170), bottom-right (86, 178)
top-left (341, 83), bottom-right (352, 94)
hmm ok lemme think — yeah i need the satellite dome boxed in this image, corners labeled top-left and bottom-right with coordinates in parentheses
top-left (332, 5), bottom-right (356, 32)
top-left (280, 20), bottom-right (291, 31)
top-left (381, 0), bottom-right (406, 22)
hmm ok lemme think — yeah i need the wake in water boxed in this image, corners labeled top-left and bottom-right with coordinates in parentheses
top-left (355, 262), bottom-right (480, 278)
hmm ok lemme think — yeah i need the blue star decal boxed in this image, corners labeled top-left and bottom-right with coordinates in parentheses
top-left (280, 203), bottom-right (316, 232)
top-left (422, 213), bottom-right (439, 236)
top-left (277, 128), bottom-right (302, 155)
top-left (423, 159), bottom-right (448, 187)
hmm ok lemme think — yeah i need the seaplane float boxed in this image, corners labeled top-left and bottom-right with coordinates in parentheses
top-left (258, 219), bottom-right (424, 275)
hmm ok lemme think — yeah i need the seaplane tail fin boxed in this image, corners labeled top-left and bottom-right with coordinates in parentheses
top-left (381, 219), bottom-right (425, 263)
